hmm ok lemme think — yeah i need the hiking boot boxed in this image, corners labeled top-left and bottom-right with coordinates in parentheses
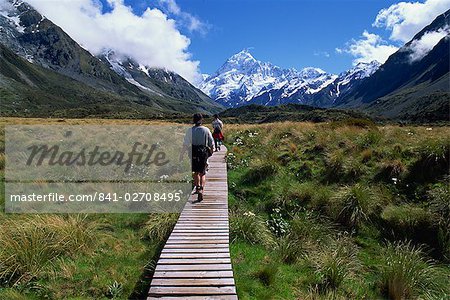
top-left (197, 192), bottom-right (203, 202)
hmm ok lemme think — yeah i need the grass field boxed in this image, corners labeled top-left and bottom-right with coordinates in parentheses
top-left (0, 117), bottom-right (449, 299)
top-left (224, 120), bottom-right (450, 299)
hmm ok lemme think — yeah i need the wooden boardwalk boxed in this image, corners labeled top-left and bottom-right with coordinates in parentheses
top-left (148, 147), bottom-right (237, 299)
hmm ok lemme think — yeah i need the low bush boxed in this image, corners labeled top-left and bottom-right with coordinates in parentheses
top-left (230, 211), bottom-right (274, 247)
top-left (142, 213), bottom-right (179, 242)
top-left (330, 184), bottom-right (373, 232)
top-left (253, 263), bottom-right (279, 286)
top-left (381, 205), bottom-right (433, 242)
top-left (0, 215), bottom-right (100, 284)
top-left (242, 163), bottom-right (278, 185)
top-left (380, 241), bottom-right (449, 300)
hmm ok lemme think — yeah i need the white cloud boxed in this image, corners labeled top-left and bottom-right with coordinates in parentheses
top-left (25, 0), bottom-right (201, 83)
top-left (407, 26), bottom-right (450, 61)
top-left (339, 31), bottom-right (399, 64)
top-left (158, 0), bottom-right (207, 33)
top-left (314, 51), bottom-right (330, 58)
top-left (338, 0), bottom-right (449, 64)
top-left (373, 0), bottom-right (450, 42)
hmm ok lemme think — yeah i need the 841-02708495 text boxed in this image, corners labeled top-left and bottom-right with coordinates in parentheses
top-left (9, 192), bottom-right (183, 203)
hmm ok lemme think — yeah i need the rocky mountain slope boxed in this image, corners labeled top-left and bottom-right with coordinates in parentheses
top-left (0, 0), bottom-right (222, 117)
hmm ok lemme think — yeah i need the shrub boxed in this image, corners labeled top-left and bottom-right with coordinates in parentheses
top-left (407, 139), bottom-right (449, 183)
top-left (0, 215), bottom-right (100, 284)
top-left (266, 208), bottom-right (290, 237)
top-left (428, 184), bottom-right (450, 260)
top-left (243, 163), bottom-right (278, 185)
top-left (310, 237), bottom-right (357, 293)
top-left (331, 184), bottom-right (372, 232)
top-left (253, 263), bottom-right (279, 286)
top-left (375, 160), bottom-right (406, 183)
top-left (381, 205), bottom-right (433, 241)
top-left (142, 213), bottom-right (179, 242)
top-left (329, 118), bottom-right (377, 130)
top-left (230, 211), bottom-right (274, 246)
top-left (380, 241), bottom-right (449, 300)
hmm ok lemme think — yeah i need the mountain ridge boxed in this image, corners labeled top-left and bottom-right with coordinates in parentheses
top-left (199, 49), bottom-right (380, 108)
top-left (0, 0), bottom-right (223, 117)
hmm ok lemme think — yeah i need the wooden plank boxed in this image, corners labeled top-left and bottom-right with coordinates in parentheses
top-left (149, 286), bottom-right (236, 295)
top-left (148, 296), bottom-right (238, 300)
top-left (155, 264), bottom-right (232, 271)
top-left (161, 248), bottom-right (229, 253)
top-left (164, 244), bottom-right (229, 249)
top-left (160, 253), bottom-right (230, 259)
top-left (158, 258), bottom-right (231, 264)
top-left (152, 271), bottom-right (234, 278)
top-left (151, 278), bottom-right (235, 286)
top-left (168, 236), bottom-right (228, 240)
top-left (165, 240), bottom-right (229, 244)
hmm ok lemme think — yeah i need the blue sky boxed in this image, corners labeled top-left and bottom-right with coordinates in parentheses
top-left (44, 0), bottom-right (447, 80)
top-left (120, 0), bottom-right (401, 74)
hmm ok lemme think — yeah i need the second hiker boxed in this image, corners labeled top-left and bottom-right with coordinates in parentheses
top-left (212, 114), bottom-right (224, 152)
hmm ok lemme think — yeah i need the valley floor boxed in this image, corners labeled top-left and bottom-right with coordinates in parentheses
top-left (0, 118), bottom-right (449, 299)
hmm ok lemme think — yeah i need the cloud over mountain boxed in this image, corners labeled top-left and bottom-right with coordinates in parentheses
top-left (339, 0), bottom-right (450, 65)
top-left (25, 0), bottom-right (201, 82)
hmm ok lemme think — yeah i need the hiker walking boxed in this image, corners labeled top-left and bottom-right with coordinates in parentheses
top-left (212, 114), bottom-right (224, 152)
top-left (180, 113), bottom-right (214, 202)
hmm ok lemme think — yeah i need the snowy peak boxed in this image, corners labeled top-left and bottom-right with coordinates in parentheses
top-left (200, 49), bottom-right (338, 107)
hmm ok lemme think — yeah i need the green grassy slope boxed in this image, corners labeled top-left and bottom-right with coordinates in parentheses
top-left (225, 122), bottom-right (450, 299)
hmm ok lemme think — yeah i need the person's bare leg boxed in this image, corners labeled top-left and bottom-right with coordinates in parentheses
top-left (193, 172), bottom-right (200, 194)
top-left (200, 174), bottom-right (206, 189)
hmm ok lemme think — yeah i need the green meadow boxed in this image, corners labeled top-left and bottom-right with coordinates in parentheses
top-left (0, 117), bottom-right (449, 299)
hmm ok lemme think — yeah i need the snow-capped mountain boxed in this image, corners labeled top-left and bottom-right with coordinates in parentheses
top-left (199, 49), bottom-right (380, 108)
top-left (200, 49), bottom-right (300, 107)
top-left (308, 61), bottom-right (381, 107)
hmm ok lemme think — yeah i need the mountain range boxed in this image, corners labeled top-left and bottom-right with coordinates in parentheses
top-left (0, 0), bottom-right (222, 118)
top-left (200, 50), bottom-right (380, 108)
top-left (0, 0), bottom-right (448, 122)
top-left (200, 10), bottom-right (449, 121)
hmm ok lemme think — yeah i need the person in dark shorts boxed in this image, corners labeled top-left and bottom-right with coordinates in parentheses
top-left (212, 114), bottom-right (224, 152)
top-left (180, 113), bottom-right (214, 202)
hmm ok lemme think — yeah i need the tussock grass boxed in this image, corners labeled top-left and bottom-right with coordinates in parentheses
top-left (428, 183), bottom-right (450, 260)
top-left (253, 263), bottom-right (279, 286)
top-left (0, 215), bottom-right (100, 284)
top-left (225, 121), bottom-right (449, 299)
top-left (141, 213), bottom-right (179, 242)
top-left (310, 237), bottom-right (359, 294)
top-left (330, 184), bottom-right (374, 232)
top-left (230, 211), bottom-right (274, 247)
top-left (380, 241), bottom-right (449, 300)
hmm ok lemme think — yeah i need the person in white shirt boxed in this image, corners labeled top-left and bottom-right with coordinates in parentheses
top-left (211, 114), bottom-right (224, 152)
